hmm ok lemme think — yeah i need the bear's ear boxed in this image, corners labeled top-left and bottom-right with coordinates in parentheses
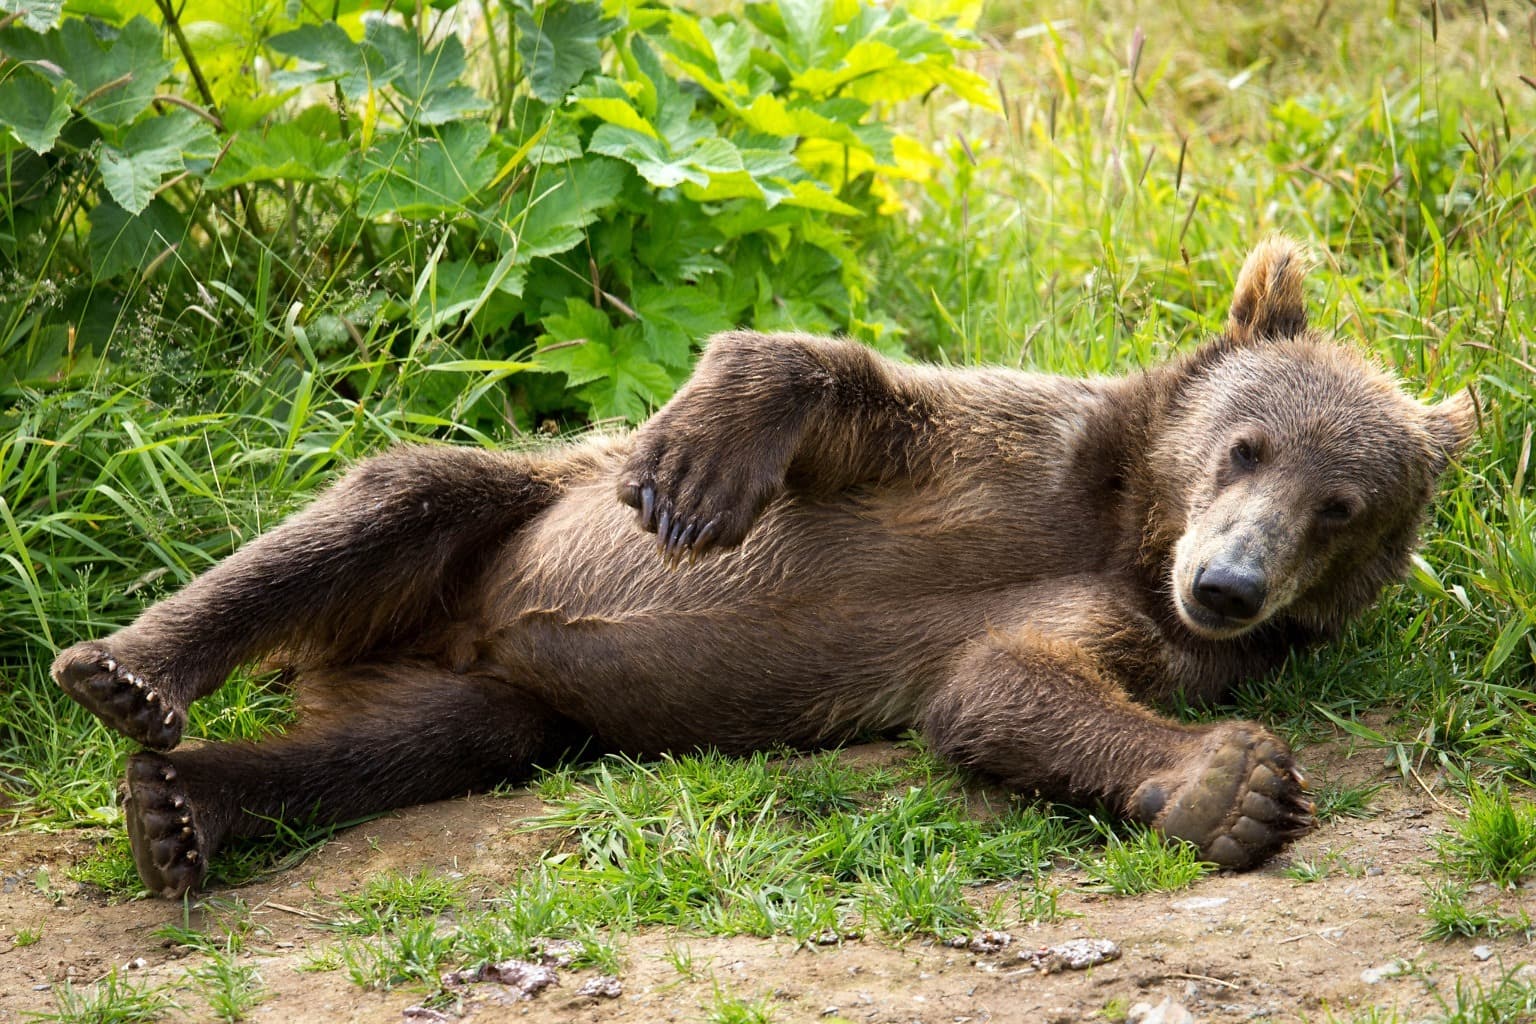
top-left (1424, 388), bottom-right (1477, 473)
top-left (1228, 236), bottom-right (1313, 343)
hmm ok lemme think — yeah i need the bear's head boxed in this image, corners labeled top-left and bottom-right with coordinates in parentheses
top-left (1155, 238), bottom-right (1475, 641)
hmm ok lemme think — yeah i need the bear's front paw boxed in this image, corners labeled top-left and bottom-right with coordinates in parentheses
top-left (52, 641), bottom-right (186, 750)
top-left (1128, 724), bottom-right (1313, 869)
top-left (618, 422), bottom-right (784, 560)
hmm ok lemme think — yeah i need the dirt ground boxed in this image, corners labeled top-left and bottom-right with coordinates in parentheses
top-left (2, 741), bottom-right (1532, 1024)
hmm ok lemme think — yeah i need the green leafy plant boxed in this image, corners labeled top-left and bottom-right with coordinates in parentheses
top-left (0, 0), bottom-right (991, 428)
top-left (1435, 783), bottom-right (1536, 886)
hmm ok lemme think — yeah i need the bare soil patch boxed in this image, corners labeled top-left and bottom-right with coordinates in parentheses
top-left (2, 740), bottom-right (1532, 1024)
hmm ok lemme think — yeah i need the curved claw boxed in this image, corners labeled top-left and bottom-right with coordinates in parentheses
top-left (640, 485), bottom-right (656, 531)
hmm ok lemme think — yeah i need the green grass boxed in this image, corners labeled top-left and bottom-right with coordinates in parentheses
top-left (706, 985), bottom-right (778, 1024)
top-left (1434, 783), bottom-right (1536, 886)
top-left (337, 869), bottom-right (468, 935)
top-left (1421, 879), bottom-right (1533, 941)
top-left (1080, 822), bottom-right (1214, 896)
top-left (25, 969), bottom-right (180, 1024)
top-left (186, 942), bottom-right (267, 1023)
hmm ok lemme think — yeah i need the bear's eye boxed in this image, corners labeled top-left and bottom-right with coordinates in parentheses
top-left (1318, 500), bottom-right (1354, 524)
top-left (1230, 440), bottom-right (1260, 471)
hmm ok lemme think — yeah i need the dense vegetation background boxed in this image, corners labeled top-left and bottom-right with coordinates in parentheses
top-left (1, 0), bottom-right (1532, 883)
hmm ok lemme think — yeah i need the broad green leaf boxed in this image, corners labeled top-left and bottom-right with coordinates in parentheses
top-left (502, 96), bottom-right (584, 167)
top-left (589, 125), bottom-right (741, 191)
top-left (0, 16), bottom-right (168, 128)
top-left (86, 198), bottom-right (185, 280)
top-left (413, 257), bottom-right (528, 338)
top-left (574, 97), bottom-right (657, 138)
top-left (580, 348), bottom-right (674, 422)
top-left (497, 157), bottom-right (627, 261)
top-left (97, 110), bottom-right (217, 214)
top-left (538, 298), bottom-right (615, 383)
top-left (0, 73), bottom-right (73, 153)
top-left (205, 121), bottom-right (349, 189)
top-left (777, 0), bottom-right (835, 70)
top-left (268, 21), bottom-right (374, 97)
top-left (538, 316), bottom-right (675, 423)
top-left (516, 1), bottom-right (620, 103)
top-left (98, 143), bottom-right (181, 215)
top-left (699, 16), bottom-right (752, 83)
top-left (777, 179), bottom-right (860, 215)
top-left (360, 121), bottom-right (495, 218)
top-left (411, 85), bottom-right (491, 126)
top-left (390, 29), bottom-right (464, 101)
top-left (2, 0), bottom-right (62, 32)
top-left (633, 285), bottom-right (731, 369)
top-left (123, 108), bottom-right (219, 159)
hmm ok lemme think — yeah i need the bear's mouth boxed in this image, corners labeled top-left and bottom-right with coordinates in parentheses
top-left (1173, 587), bottom-right (1265, 640)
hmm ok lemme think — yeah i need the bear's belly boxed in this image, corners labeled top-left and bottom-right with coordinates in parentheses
top-left (475, 478), bottom-right (1008, 751)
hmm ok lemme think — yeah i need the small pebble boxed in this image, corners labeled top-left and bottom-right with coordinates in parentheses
top-left (1128, 996), bottom-right (1195, 1024)
top-left (1020, 938), bottom-right (1120, 973)
top-left (1171, 896), bottom-right (1228, 912)
top-left (1471, 945), bottom-right (1493, 962)
top-left (1361, 959), bottom-right (1411, 984)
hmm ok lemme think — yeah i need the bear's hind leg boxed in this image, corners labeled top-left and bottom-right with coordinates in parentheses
top-left (922, 631), bottom-right (1313, 869)
top-left (122, 662), bottom-right (581, 898)
top-left (54, 445), bottom-right (559, 749)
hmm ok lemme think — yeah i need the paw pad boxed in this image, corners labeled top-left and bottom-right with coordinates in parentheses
top-left (51, 642), bottom-right (185, 749)
top-left (123, 754), bottom-right (208, 899)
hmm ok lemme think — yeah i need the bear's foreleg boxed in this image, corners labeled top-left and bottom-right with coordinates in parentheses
top-left (121, 662), bottom-right (579, 898)
top-left (921, 630), bottom-right (1313, 869)
top-left (618, 331), bottom-right (935, 558)
top-left (52, 445), bottom-right (557, 749)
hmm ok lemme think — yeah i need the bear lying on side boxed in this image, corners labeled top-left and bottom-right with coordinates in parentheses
top-left (52, 238), bottom-right (1473, 898)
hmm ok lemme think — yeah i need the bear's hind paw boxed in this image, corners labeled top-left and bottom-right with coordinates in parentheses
top-left (52, 641), bottom-right (186, 750)
top-left (123, 753), bottom-right (209, 899)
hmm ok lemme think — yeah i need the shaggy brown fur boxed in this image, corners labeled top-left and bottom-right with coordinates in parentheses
top-left (52, 238), bottom-right (1473, 898)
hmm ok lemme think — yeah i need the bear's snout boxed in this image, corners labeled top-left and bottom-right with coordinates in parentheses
top-left (1193, 561), bottom-right (1268, 621)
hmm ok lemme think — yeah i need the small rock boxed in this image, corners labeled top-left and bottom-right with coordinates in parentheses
top-left (820, 1008), bottom-right (839, 1018)
top-left (1127, 996), bottom-right (1195, 1024)
top-left (442, 959), bottom-right (558, 1000)
top-left (952, 930), bottom-right (1012, 954)
top-left (1366, 866), bottom-right (1385, 877)
top-left (1170, 896), bottom-right (1228, 912)
top-left (576, 975), bottom-right (622, 999)
top-left (1319, 927), bottom-right (1346, 940)
top-left (402, 1008), bottom-right (452, 1022)
top-left (534, 938), bottom-right (582, 968)
top-left (1361, 959), bottom-right (1411, 984)
top-left (1020, 938), bottom-right (1120, 973)
top-left (1471, 945), bottom-right (1494, 962)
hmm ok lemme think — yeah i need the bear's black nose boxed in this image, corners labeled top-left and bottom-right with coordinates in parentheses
top-left (1193, 563), bottom-right (1267, 621)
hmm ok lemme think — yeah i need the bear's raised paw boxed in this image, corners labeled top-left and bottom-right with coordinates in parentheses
top-left (1128, 725), bottom-right (1314, 869)
top-left (51, 642), bottom-right (186, 750)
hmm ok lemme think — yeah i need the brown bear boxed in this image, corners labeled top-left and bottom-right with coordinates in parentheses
top-left (51, 237), bottom-right (1473, 899)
